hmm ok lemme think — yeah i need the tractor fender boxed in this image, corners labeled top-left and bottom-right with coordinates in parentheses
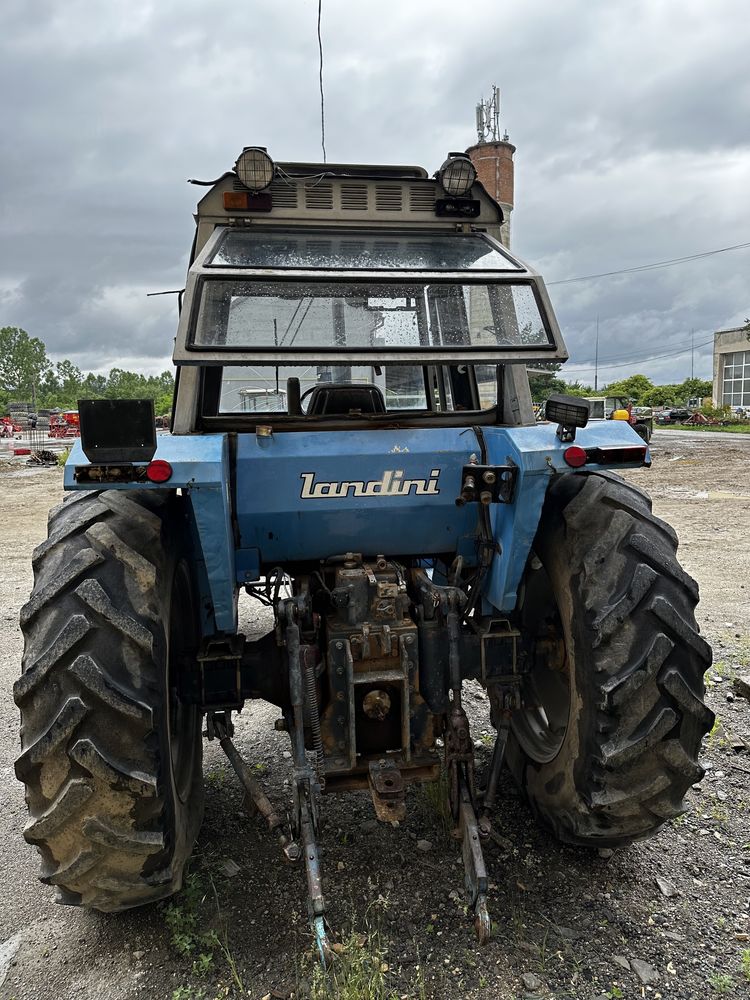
top-left (479, 419), bottom-right (651, 613)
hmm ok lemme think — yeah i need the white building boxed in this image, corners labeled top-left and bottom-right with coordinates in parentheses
top-left (713, 326), bottom-right (750, 409)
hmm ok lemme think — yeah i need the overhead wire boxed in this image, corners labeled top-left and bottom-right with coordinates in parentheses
top-left (542, 241), bottom-right (748, 373)
top-left (547, 240), bottom-right (750, 286)
top-left (317, 0), bottom-right (326, 163)
top-left (569, 335), bottom-right (714, 367)
top-left (567, 338), bottom-right (715, 373)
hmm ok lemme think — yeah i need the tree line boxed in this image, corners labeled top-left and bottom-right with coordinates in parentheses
top-left (528, 365), bottom-right (713, 408)
top-left (0, 326), bottom-right (174, 416)
top-left (1, 324), bottom-right (716, 418)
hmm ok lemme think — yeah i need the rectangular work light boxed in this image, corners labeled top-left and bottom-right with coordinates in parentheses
top-left (545, 395), bottom-right (590, 428)
top-left (545, 395), bottom-right (590, 443)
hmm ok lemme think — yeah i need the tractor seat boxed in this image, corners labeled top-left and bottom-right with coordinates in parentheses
top-left (306, 383), bottom-right (386, 416)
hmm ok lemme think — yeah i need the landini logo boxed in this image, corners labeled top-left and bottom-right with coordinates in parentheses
top-left (300, 469), bottom-right (441, 500)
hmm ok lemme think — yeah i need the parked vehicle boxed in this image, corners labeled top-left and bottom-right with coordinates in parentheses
top-left (584, 395), bottom-right (653, 442)
top-left (655, 408), bottom-right (691, 425)
top-left (14, 146), bottom-right (712, 958)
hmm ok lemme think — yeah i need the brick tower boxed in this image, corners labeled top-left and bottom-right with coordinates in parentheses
top-left (465, 87), bottom-right (515, 247)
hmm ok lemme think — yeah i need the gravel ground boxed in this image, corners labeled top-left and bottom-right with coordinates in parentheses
top-left (1, 429), bottom-right (749, 1000)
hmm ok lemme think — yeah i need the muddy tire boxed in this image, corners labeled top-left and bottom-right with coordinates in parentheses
top-left (506, 471), bottom-right (713, 847)
top-left (14, 490), bottom-right (204, 911)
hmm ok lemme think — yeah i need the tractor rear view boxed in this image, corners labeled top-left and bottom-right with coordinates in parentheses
top-left (15, 147), bottom-right (712, 959)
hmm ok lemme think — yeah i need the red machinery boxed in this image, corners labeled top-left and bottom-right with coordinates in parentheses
top-left (49, 411), bottom-right (80, 438)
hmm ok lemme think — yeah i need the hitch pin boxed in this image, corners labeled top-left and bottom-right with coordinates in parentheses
top-left (218, 728), bottom-right (300, 863)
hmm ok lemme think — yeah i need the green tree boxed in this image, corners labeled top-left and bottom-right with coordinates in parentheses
top-left (600, 374), bottom-right (655, 404)
top-left (559, 380), bottom-right (595, 397)
top-left (527, 362), bottom-right (566, 402)
top-left (80, 372), bottom-right (108, 397)
top-left (154, 391), bottom-right (173, 416)
top-left (681, 377), bottom-right (712, 400)
top-left (53, 360), bottom-right (84, 407)
top-left (103, 368), bottom-right (174, 401)
top-left (0, 326), bottom-right (52, 407)
top-left (642, 384), bottom-right (679, 407)
top-left (38, 367), bottom-right (61, 404)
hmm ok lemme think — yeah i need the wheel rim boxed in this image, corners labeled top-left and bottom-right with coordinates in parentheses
top-left (511, 555), bottom-right (572, 764)
top-left (167, 561), bottom-right (200, 804)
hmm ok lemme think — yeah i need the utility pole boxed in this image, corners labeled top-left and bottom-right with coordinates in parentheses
top-left (594, 316), bottom-right (599, 392)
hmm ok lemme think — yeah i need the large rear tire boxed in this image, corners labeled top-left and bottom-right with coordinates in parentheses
top-left (506, 471), bottom-right (713, 847)
top-left (15, 490), bottom-right (204, 911)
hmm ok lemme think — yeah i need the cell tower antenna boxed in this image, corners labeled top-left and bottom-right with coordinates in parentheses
top-left (475, 84), bottom-right (502, 143)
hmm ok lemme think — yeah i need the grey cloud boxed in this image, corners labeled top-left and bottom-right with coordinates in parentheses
top-left (1, 0), bottom-right (748, 380)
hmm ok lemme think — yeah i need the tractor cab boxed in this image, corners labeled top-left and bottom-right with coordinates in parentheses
top-left (172, 147), bottom-right (566, 435)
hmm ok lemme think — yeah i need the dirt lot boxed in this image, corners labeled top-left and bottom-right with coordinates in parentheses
top-left (1, 430), bottom-right (749, 1000)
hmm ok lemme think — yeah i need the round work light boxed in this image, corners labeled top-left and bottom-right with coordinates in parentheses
top-left (437, 154), bottom-right (477, 197)
top-left (234, 147), bottom-right (275, 192)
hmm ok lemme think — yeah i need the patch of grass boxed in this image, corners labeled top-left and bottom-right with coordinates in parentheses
top-left (172, 987), bottom-right (206, 1000)
top-left (711, 801), bottom-right (729, 824)
top-left (536, 927), bottom-right (551, 976)
top-left (706, 716), bottom-right (728, 748)
top-left (57, 447), bottom-right (71, 467)
top-left (204, 765), bottom-right (227, 788)
top-left (658, 423), bottom-right (750, 434)
top-left (310, 926), bottom-right (425, 1000)
top-left (709, 971), bottom-right (734, 993)
top-left (731, 636), bottom-right (750, 668)
top-left (741, 948), bottom-right (750, 982)
top-left (164, 872), bottom-right (213, 957)
top-left (509, 891), bottom-right (527, 943)
top-left (413, 768), bottom-right (453, 843)
top-left (164, 865), bottom-right (244, 997)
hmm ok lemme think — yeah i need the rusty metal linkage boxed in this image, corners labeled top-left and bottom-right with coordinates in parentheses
top-left (434, 587), bottom-right (491, 944)
top-left (479, 714), bottom-right (510, 837)
top-left (458, 769), bottom-right (491, 944)
top-left (214, 718), bottom-right (300, 863)
top-left (283, 598), bottom-right (333, 967)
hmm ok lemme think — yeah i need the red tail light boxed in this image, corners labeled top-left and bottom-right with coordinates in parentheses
top-left (563, 446), bottom-right (587, 468)
top-left (146, 459), bottom-right (173, 483)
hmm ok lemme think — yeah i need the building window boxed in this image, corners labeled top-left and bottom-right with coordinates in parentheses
top-left (721, 349), bottom-right (750, 407)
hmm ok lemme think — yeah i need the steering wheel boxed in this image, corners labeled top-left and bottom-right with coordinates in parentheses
top-left (298, 385), bottom-right (318, 414)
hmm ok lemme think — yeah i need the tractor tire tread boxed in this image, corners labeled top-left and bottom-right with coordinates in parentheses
top-left (15, 489), bottom-right (201, 911)
top-left (512, 470), bottom-right (712, 847)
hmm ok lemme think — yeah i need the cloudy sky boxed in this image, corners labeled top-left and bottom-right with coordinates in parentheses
top-left (1, 0), bottom-right (748, 385)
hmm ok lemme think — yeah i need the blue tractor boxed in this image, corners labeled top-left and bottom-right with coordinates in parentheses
top-left (15, 148), bottom-right (712, 958)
